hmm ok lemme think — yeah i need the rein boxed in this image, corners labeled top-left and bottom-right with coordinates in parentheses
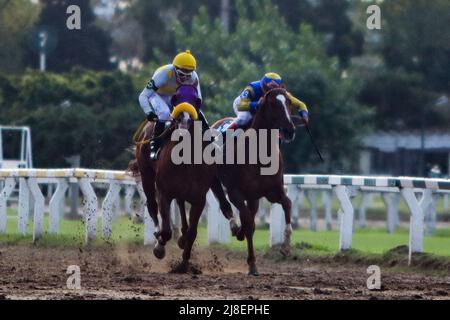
top-left (132, 119), bottom-right (176, 146)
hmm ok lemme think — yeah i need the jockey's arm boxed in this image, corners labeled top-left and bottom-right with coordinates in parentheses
top-left (138, 80), bottom-right (158, 114)
top-left (194, 71), bottom-right (203, 102)
top-left (236, 87), bottom-right (258, 112)
top-left (138, 66), bottom-right (170, 115)
top-left (193, 71), bottom-right (203, 109)
top-left (287, 92), bottom-right (308, 113)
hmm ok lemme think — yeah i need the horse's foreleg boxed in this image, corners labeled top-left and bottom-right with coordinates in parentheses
top-left (153, 193), bottom-right (172, 260)
top-left (141, 171), bottom-right (159, 235)
top-left (177, 199), bottom-right (188, 249)
top-left (228, 190), bottom-right (258, 276)
top-left (211, 175), bottom-right (236, 218)
top-left (247, 199), bottom-right (259, 235)
top-left (181, 198), bottom-right (205, 268)
top-left (279, 194), bottom-right (292, 256)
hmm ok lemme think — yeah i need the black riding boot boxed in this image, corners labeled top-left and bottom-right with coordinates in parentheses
top-left (149, 121), bottom-right (165, 161)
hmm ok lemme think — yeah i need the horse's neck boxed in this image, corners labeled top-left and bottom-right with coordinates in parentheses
top-left (251, 112), bottom-right (266, 130)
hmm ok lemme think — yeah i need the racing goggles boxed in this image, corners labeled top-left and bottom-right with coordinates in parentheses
top-left (175, 68), bottom-right (193, 81)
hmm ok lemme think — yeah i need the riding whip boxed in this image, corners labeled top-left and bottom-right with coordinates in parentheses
top-left (305, 124), bottom-right (324, 162)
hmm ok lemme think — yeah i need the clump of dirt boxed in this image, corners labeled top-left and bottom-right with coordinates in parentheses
top-left (262, 245), bottom-right (288, 261)
top-left (204, 251), bottom-right (224, 272)
top-left (168, 259), bottom-right (202, 274)
top-left (2, 244), bottom-right (450, 299)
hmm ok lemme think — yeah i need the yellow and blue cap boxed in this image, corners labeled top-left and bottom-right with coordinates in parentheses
top-left (261, 72), bottom-right (282, 87)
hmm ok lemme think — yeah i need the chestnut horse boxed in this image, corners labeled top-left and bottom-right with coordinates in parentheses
top-left (129, 85), bottom-right (235, 270)
top-left (212, 87), bottom-right (296, 275)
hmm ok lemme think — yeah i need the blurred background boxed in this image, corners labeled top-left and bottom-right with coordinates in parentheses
top-left (0, 0), bottom-right (449, 177)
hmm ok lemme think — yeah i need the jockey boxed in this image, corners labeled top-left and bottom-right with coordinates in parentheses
top-left (138, 50), bottom-right (206, 160)
top-left (229, 72), bottom-right (309, 130)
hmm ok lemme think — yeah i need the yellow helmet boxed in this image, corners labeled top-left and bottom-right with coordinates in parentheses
top-left (172, 50), bottom-right (197, 71)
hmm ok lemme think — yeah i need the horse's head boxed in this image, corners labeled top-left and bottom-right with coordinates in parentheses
top-left (258, 88), bottom-right (296, 142)
top-left (170, 85), bottom-right (201, 130)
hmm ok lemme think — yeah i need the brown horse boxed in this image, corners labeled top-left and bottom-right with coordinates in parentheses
top-left (130, 85), bottom-right (236, 270)
top-left (212, 87), bottom-right (296, 275)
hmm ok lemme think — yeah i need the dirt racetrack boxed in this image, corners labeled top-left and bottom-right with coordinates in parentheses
top-left (0, 243), bottom-right (449, 300)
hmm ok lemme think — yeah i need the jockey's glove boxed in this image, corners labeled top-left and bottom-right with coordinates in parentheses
top-left (299, 110), bottom-right (309, 119)
top-left (146, 111), bottom-right (159, 122)
top-left (298, 110), bottom-right (309, 124)
top-left (249, 101), bottom-right (259, 114)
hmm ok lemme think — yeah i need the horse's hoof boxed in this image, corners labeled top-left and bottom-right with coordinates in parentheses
top-left (230, 220), bottom-right (239, 236)
top-left (177, 236), bottom-right (185, 250)
top-left (236, 228), bottom-right (245, 241)
top-left (153, 244), bottom-right (166, 259)
top-left (280, 244), bottom-right (292, 257)
top-left (248, 265), bottom-right (259, 276)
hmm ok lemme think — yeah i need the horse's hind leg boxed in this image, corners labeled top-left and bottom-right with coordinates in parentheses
top-left (268, 191), bottom-right (292, 256)
top-left (153, 193), bottom-right (172, 259)
top-left (180, 197), bottom-right (205, 270)
top-left (228, 190), bottom-right (258, 276)
top-left (177, 199), bottom-right (188, 249)
top-left (211, 176), bottom-right (239, 236)
top-left (141, 171), bottom-right (159, 235)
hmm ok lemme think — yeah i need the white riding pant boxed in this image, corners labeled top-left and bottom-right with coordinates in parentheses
top-left (149, 94), bottom-right (172, 121)
top-left (232, 96), bottom-right (253, 126)
top-left (138, 87), bottom-right (172, 121)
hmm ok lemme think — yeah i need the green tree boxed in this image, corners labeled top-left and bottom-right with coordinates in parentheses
top-left (1, 69), bottom-right (140, 169)
top-left (144, 0), bottom-right (372, 173)
top-left (0, 0), bottom-right (40, 73)
top-left (357, 0), bottom-right (450, 131)
top-left (381, 0), bottom-right (450, 91)
top-left (24, 0), bottom-right (113, 72)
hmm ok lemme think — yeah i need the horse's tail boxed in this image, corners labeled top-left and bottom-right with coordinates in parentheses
top-left (126, 158), bottom-right (140, 177)
top-left (125, 144), bottom-right (141, 177)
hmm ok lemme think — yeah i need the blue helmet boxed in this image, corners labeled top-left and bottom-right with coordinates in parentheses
top-left (260, 72), bottom-right (282, 91)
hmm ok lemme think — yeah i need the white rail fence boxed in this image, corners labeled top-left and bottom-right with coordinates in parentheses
top-left (1, 169), bottom-right (450, 257)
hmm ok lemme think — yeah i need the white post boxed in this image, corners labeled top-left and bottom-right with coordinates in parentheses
top-left (334, 185), bottom-right (354, 251)
top-left (444, 194), bottom-right (449, 213)
top-left (101, 182), bottom-right (121, 239)
top-left (207, 190), bottom-right (230, 244)
top-left (46, 184), bottom-right (54, 202)
top-left (418, 189), bottom-right (433, 236)
top-left (258, 198), bottom-right (268, 227)
top-left (270, 203), bottom-right (285, 246)
top-left (49, 179), bottom-right (68, 234)
top-left (426, 194), bottom-right (438, 236)
top-left (287, 185), bottom-right (302, 229)
top-left (124, 185), bottom-right (135, 216)
top-left (0, 177), bottom-right (17, 233)
top-left (40, 52), bottom-right (46, 72)
top-left (171, 200), bottom-right (182, 240)
top-left (322, 190), bottom-right (333, 230)
top-left (382, 193), bottom-right (401, 234)
top-left (27, 178), bottom-right (45, 242)
top-left (306, 190), bottom-right (318, 231)
top-left (113, 194), bottom-right (121, 220)
top-left (401, 188), bottom-right (424, 258)
top-left (18, 178), bottom-right (29, 234)
top-left (136, 182), bottom-right (155, 245)
top-left (79, 178), bottom-right (98, 243)
top-left (358, 192), bottom-right (368, 228)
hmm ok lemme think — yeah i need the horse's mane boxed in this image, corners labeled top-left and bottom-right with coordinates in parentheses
top-left (259, 87), bottom-right (287, 108)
